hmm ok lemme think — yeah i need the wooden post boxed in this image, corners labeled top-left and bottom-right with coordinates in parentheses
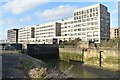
top-left (82, 49), bottom-right (84, 63)
top-left (99, 51), bottom-right (103, 67)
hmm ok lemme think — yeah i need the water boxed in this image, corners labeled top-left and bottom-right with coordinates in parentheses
top-left (44, 59), bottom-right (103, 78)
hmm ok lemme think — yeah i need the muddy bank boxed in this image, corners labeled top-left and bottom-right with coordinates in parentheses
top-left (2, 53), bottom-right (70, 79)
top-left (83, 64), bottom-right (119, 78)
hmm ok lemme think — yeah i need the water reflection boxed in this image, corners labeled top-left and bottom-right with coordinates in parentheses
top-left (44, 59), bottom-right (101, 78)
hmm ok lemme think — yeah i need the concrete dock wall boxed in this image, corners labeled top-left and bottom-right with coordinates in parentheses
top-left (26, 44), bottom-right (59, 59)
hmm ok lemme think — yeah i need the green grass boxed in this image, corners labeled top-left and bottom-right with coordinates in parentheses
top-left (19, 57), bottom-right (35, 70)
top-left (103, 56), bottom-right (119, 64)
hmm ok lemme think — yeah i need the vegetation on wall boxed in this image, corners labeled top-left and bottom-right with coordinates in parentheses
top-left (99, 38), bottom-right (119, 48)
top-left (62, 38), bottom-right (81, 45)
top-left (59, 52), bottom-right (82, 62)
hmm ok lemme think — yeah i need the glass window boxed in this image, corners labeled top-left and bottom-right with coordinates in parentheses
top-left (90, 9), bottom-right (92, 12)
top-left (78, 28), bottom-right (81, 31)
top-left (87, 10), bottom-right (89, 13)
top-left (95, 17), bottom-right (98, 20)
top-left (74, 17), bottom-right (76, 20)
top-left (84, 15), bottom-right (86, 18)
top-left (90, 14), bottom-right (92, 17)
top-left (82, 11), bottom-right (83, 14)
top-left (79, 16), bottom-right (81, 19)
top-left (93, 8), bottom-right (95, 12)
top-left (93, 13), bottom-right (95, 16)
top-left (78, 33), bottom-right (81, 35)
top-left (91, 18), bottom-right (94, 20)
top-left (96, 7), bottom-right (98, 11)
top-left (82, 28), bottom-right (86, 31)
top-left (87, 23), bottom-right (90, 25)
top-left (78, 20), bottom-right (81, 22)
top-left (93, 38), bottom-right (99, 42)
top-left (77, 12), bottom-right (79, 15)
top-left (96, 12), bottom-right (98, 16)
top-left (82, 19), bottom-right (86, 22)
top-left (87, 19), bottom-right (90, 21)
top-left (79, 11), bottom-right (81, 15)
top-left (82, 15), bottom-right (84, 18)
top-left (91, 22), bottom-right (94, 25)
top-left (74, 29), bottom-right (77, 31)
top-left (95, 22), bottom-right (99, 25)
top-left (82, 32), bottom-right (86, 35)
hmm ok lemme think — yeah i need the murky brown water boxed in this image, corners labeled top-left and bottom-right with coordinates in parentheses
top-left (44, 59), bottom-right (103, 78)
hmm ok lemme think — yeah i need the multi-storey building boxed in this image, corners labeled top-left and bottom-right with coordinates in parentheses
top-left (17, 3), bottom-right (110, 44)
top-left (110, 28), bottom-right (120, 39)
top-left (7, 29), bottom-right (18, 43)
top-left (18, 22), bottom-right (61, 44)
top-left (61, 3), bottom-right (110, 43)
top-left (18, 26), bottom-right (35, 44)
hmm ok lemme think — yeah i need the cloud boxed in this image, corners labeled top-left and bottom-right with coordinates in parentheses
top-left (35, 4), bottom-right (78, 21)
top-left (3, 0), bottom-right (46, 14)
top-left (3, 18), bottom-right (17, 25)
top-left (19, 16), bottom-right (32, 22)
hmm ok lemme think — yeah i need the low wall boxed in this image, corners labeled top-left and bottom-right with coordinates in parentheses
top-left (0, 43), bottom-right (22, 50)
top-left (59, 48), bottom-right (119, 70)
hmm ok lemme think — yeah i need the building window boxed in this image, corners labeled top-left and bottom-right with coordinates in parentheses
top-left (90, 14), bottom-right (92, 17)
top-left (78, 28), bottom-right (81, 31)
top-left (93, 13), bottom-right (95, 16)
top-left (91, 22), bottom-right (94, 25)
top-left (74, 29), bottom-right (77, 31)
top-left (78, 20), bottom-right (81, 22)
top-left (96, 7), bottom-right (98, 11)
top-left (95, 22), bottom-right (99, 25)
top-left (79, 11), bottom-right (81, 15)
top-left (82, 11), bottom-right (84, 14)
top-left (93, 38), bottom-right (99, 42)
top-left (96, 12), bottom-right (98, 16)
top-left (87, 9), bottom-right (89, 13)
top-left (74, 17), bottom-right (76, 20)
top-left (90, 9), bottom-right (92, 12)
top-left (74, 13), bottom-right (76, 16)
top-left (93, 8), bottom-right (95, 12)
top-left (82, 28), bottom-right (86, 31)
top-left (79, 16), bottom-right (81, 19)
top-left (87, 19), bottom-right (90, 21)
top-left (78, 33), bottom-right (81, 35)
top-left (82, 19), bottom-right (86, 22)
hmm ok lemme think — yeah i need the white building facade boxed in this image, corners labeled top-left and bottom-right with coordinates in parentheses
top-left (59, 3), bottom-right (110, 43)
top-left (18, 22), bottom-right (61, 44)
top-left (18, 3), bottom-right (110, 44)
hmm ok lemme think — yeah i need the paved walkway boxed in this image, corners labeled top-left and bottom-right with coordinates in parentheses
top-left (2, 53), bottom-right (26, 78)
